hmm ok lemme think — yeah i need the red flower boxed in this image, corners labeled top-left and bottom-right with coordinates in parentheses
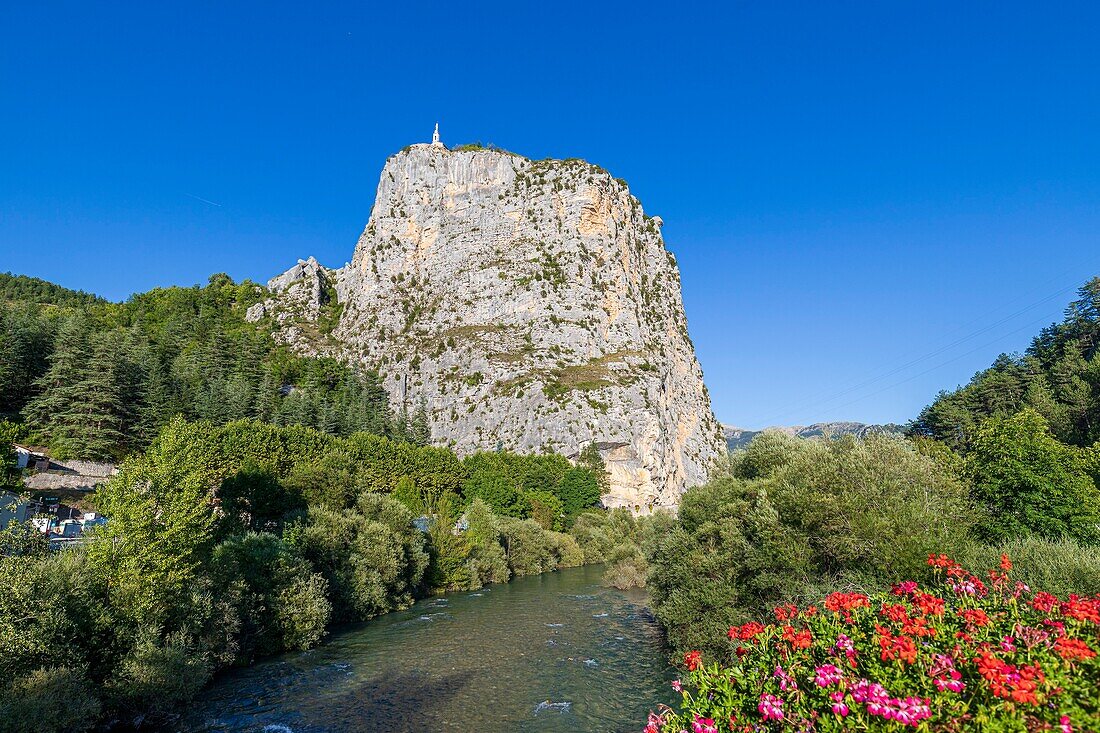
top-left (1054, 637), bottom-right (1096, 661)
top-left (728, 621), bottom-right (766, 641)
top-left (782, 625), bottom-right (813, 649)
top-left (902, 615), bottom-right (937, 638)
top-left (1000, 553), bottom-right (1013, 572)
top-left (880, 603), bottom-right (909, 623)
top-left (684, 650), bottom-right (703, 671)
top-left (824, 592), bottom-right (870, 613)
top-left (1031, 591), bottom-right (1059, 613)
top-left (877, 626), bottom-right (918, 664)
top-left (913, 592), bottom-right (946, 617)
top-left (773, 603), bottom-right (799, 622)
top-left (974, 651), bottom-right (1044, 705)
top-left (1061, 595), bottom-right (1100, 624)
top-left (961, 608), bottom-right (990, 627)
top-left (928, 553), bottom-right (956, 569)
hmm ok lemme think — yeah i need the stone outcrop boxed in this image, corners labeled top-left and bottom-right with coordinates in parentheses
top-left (254, 141), bottom-right (725, 510)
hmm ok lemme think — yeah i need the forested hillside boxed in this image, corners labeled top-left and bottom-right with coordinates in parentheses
top-left (910, 277), bottom-right (1100, 450)
top-left (0, 272), bottom-right (416, 459)
top-left (0, 272), bottom-right (104, 307)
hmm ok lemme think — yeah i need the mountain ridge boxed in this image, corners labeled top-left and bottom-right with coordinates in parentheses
top-left (722, 421), bottom-right (906, 451)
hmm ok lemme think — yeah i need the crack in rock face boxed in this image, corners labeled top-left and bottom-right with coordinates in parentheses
top-left (252, 143), bottom-right (725, 511)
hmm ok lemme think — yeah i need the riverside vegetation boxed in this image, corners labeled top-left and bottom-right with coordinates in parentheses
top-left (0, 273), bottom-right (641, 730)
top-left (0, 418), bottom-right (626, 731)
top-left (639, 279), bottom-right (1100, 730)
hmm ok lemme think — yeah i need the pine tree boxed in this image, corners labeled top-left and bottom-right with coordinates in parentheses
top-left (578, 442), bottom-right (610, 494)
top-left (139, 349), bottom-right (183, 443)
top-left (24, 328), bottom-right (128, 460)
top-left (23, 314), bottom-right (92, 445)
top-left (410, 398), bottom-right (431, 446)
top-left (58, 333), bottom-right (127, 459)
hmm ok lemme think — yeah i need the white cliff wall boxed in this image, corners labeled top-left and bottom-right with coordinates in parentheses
top-left (262, 143), bottom-right (725, 509)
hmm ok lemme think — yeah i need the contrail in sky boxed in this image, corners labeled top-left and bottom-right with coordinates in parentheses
top-left (184, 192), bottom-right (222, 207)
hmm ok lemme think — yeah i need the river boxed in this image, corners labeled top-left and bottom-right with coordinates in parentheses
top-left (175, 564), bottom-right (676, 733)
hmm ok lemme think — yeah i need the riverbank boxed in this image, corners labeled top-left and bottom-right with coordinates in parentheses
top-left (174, 565), bottom-right (676, 733)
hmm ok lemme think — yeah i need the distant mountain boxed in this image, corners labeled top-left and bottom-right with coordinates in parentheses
top-left (722, 422), bottom-right (905, 451)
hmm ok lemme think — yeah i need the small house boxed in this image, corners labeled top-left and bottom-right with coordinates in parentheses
top-left (0, 491), bottom-right (33, 531)
top-left (13, 444), bottom-right (50, 471)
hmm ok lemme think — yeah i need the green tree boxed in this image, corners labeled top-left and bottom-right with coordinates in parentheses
top-left (86, 424), bottom-right (218, 628)
top-left (967, 408), bottom-right (1100, 543)
top-left (578, 442), bottom-right (610, 494)
top-left (409, 399), bottom-right (431, 446)
top-left (524, 488), bottom-right (565, 530)
top-left (464, 468), bottom-right (527, 517)
top-left (210, 533), bottom-right (330, 662)
top-left (216, 462), bottom-right (303, 535)
top-left (556, 467), bottom-right (602, 522)
top-left (0, 421), bottom-right (22, 489)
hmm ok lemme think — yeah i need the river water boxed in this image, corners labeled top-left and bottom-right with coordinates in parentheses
top-left (176, 564), bottom-right (676, 733)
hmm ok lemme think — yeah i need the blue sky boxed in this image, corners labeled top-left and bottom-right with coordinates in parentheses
top-left (2, 2), bottom-right (1099, 428)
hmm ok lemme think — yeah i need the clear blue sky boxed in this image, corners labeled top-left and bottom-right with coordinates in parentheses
top-left (3, 2), bottom-right (1099, 428)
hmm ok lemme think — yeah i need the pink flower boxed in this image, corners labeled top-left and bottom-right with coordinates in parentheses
top-left (892, 580), bottom-right (918, 595)
top-left (773, 664), bottom-right (797, 691)
top-left (671, 680), bottom-right (682, 693)
top-left (814, 663), bottom-right (843, 687)
top-left (1001, 635), bottom-right (1017, 652)
top-left (933, 673), bottom-right (965, 693)
top-left (1061, 715), bottom-right (1074, 733)
top-left (832, 633), bottom-right (854, 651)
top-left (757, 693), bottom-right (785, 721)
top-left (691, 715), bottom-right (718, 733)
top-left (850, 679), bottom-right (931, 726)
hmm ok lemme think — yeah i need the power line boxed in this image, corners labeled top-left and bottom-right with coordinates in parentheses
top-left (747, 266), bottom-right (1095, 427)
top-left (761, 306), bottom-right (1073, 424)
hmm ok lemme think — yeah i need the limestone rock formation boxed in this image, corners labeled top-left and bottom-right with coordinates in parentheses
top-left (254, 141), bottom-right (725, 510)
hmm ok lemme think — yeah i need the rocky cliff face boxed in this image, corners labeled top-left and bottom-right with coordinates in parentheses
top-left (254, 142), bottom-right (724, 510)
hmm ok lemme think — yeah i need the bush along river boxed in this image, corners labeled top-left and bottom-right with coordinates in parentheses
top-left (175, 564), bottom-right (677, 733)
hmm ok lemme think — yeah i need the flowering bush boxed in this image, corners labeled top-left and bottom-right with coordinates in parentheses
top-left (644, 554), bottom-right (1099, 732)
